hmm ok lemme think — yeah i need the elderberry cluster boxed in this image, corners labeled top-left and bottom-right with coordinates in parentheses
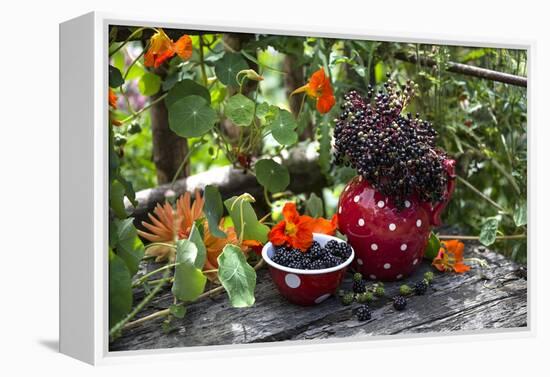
top-left (271, 240), bottom-right (352, 270)
top-left (333, 76), bottom-right (451, 209)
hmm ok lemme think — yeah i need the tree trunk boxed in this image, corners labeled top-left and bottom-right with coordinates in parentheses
top-left (150, 84), bottom-right (189, 184)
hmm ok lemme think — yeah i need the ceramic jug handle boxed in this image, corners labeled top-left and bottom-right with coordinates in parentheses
top-left (430, 159), bottom-right (456, 226)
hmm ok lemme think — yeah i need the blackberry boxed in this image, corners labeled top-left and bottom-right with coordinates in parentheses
top-left (356, 305), bottom-right (372, 321)
top-left (332, 79), bottom-right (453, 209)
top-left (325, 240), bottom-right (353, 260)
top-left (341, 292), bottom-right (355, 305)
top-left (414, 280), bottom-right (428, 295)
top-left (353, 279), bottom-right (367, 293)
top-left (393, 296), bottom-right (407, 311)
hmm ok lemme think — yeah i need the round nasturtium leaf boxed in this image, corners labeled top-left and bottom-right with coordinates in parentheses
top-left (138, 72), bottom-right (162, 96)
top-left (109, 65), bottom-right (124, 88)
top-left (269, 109), bottom-right (298, 146)
top-left (255, 159), bottom-right (290, 193)
top-left (168, 95), bottom-right (217, 138)
top-left (225, 93), bottom-right (255, 126)
top-left (165, 79), bottom-right (211, 108)
top-left (214, 52), bottom-right (248, 87)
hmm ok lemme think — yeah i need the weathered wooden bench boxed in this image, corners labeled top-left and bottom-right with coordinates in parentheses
top-left (110, 240), bottom-right (527, 351)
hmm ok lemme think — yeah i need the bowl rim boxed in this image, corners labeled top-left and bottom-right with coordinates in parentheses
top-left (261, 233), bottom-right (355, 275)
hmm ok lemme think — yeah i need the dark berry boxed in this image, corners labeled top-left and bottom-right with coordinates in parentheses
top-left (353, 279), bottom-right (367, 293)
top-left (393, 296), bottom-right (407, 311)
top-left (356, 305), bottom-right (372, 321)
top-left (414, 280), bottom-right (428, 295)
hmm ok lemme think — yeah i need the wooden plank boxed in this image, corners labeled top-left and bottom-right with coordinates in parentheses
top-left (110, 242), bottom-right (527, 351)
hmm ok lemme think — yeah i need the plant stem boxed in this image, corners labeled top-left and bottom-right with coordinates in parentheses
top-left (456, 175), bottom-right (509, 214)
top-left (109, 27), bottom-right (149, 57)
top-left (120, 93), bottom-right (168, 124)
top-left (122, 258), bottom-right (266, 330)
top-left (169, 139), bottom-right (207, 189)
top-left (110, 268), bottom-right (170, 339)
top-left (438, 234), bottom-right (526, 240)
top-left (132, 262), bottom-right (179, 288)
top-left (198, 36), bottom-right (208, 86)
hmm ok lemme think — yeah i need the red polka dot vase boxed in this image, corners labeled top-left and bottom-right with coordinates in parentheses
top-left (337, 159), bottom-right (456, 281)
top-left (262, 233), bottom-right (354, 306)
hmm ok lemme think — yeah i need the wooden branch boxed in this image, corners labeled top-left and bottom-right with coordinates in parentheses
top-left (394, 52), bottom-right (527, 87)
top-left (126, 147), bottom-right (327, 227)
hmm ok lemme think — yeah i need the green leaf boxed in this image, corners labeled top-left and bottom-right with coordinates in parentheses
top-left (188, 222), bottom-right (206, 269)
top-left (138, 72), bottom-right (162, 96)
top-left (214, 52), bottom-right (248, 87)
top-left (109, 65), bottom-right (124, 88)
top-left (110, 179), bottom-right (127, 219)
top-left (254, 159), bottom-right (290, 193)
top-left (172, 239), bottom-right (207, 302)
top-left (256, 102), bottom-right (271, 119)
top-left (269, 109), bottom-right (298, 146)
top-left (217, 244), bottom-right (256, 307)
top-left (305, 193), bottom-right (324, 218)
top-left (203, 185), bottom-right (227, 238)
top-left (225, 93), bottom-right (255, 126)
top-left (424, 232), bottom-right (441, 260)
top-left (165, 79), bottom-right (211, 108)
top-left (224, 195), bottom-right (269, 243)
top-left (513, 202), bottom-right (527, 227)
top-left (109, 251), bottom-right (132, 327)
top-left (113, 218), bottom-right (144, 276)
top-left (169, 304), bottom-right (187, 319)
top-left (480, 217), bottom-right (500, 246)
top-left (168, 95), bottom-right (217, 138)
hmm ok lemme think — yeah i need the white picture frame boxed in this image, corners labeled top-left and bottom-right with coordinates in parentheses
top-left (59, 11), bottom-right (533, 365)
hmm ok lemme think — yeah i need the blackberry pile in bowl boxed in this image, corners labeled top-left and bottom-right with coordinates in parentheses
top-left (271, 240), bottom-right (353, 270)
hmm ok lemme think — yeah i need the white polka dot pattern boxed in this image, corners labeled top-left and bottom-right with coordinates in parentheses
top-left (383, 263), bottom-right (391, 269)
top-left (314, 293), bottom-right (331, 304)
top-left (371, 243), bottom-right (378, 251)
top-left (357, 258), bottom-right (364, 265)
top-left (353, 195), bottom-right (360, 203)
top-left (285, 273), bottom-right (301, 288)
top-left (412, 258), bottom-right (418, 265)
top-left (377, 200), bottom-right (385, 208)
top-left (389, 223), bottom-right (396, 231)
top-left (358, 218), bottom-right (365, 226)
top-left (396, 274), bottom-right (403, 279)
top-left (416, 219), bottom-right (422, 227)
top-left (369, 274), bottom-right (377, 280)
top-left (400, 244), bottom-right (407, 251)
top-left (405, 200), bottom-right (411, 208)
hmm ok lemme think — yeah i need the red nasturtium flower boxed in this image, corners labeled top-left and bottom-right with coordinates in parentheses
top-left (291, 67), bottom-right (336, 114)
top-left (144, 29), bottom-right (193, 68)
top-left (432, 239), bottom-right (471, 273)
top-left (269, 202), bottom-right (338, 251)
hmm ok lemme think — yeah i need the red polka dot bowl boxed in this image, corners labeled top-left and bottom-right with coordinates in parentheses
top-left (337, 160), bottom-right (456, 281)
top-left (262, 233), bottom-right (355, 306)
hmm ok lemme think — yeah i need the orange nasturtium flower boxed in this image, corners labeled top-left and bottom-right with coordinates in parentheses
top-left (144, 29), bottom-right (193, 68)
top-left (291, 67), bottom-right (336, 114)
top-left (109, 88), bottom-right (118, 109)
top-left (138, 190), bottom-right (256, 280)
top-left (432, 239), bottom-right (471, 273)
top-left (269, 202), bottom-right (338, 251)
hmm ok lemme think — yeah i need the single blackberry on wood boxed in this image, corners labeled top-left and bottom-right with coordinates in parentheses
top-left (414, 280), bottom-right (428, 295)
top-left (393, 296), bottom-right (407, 311)
top-left (356, 305), bottom-right (372, 321)
top-left (353, 279), bottom-right (367, 293)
